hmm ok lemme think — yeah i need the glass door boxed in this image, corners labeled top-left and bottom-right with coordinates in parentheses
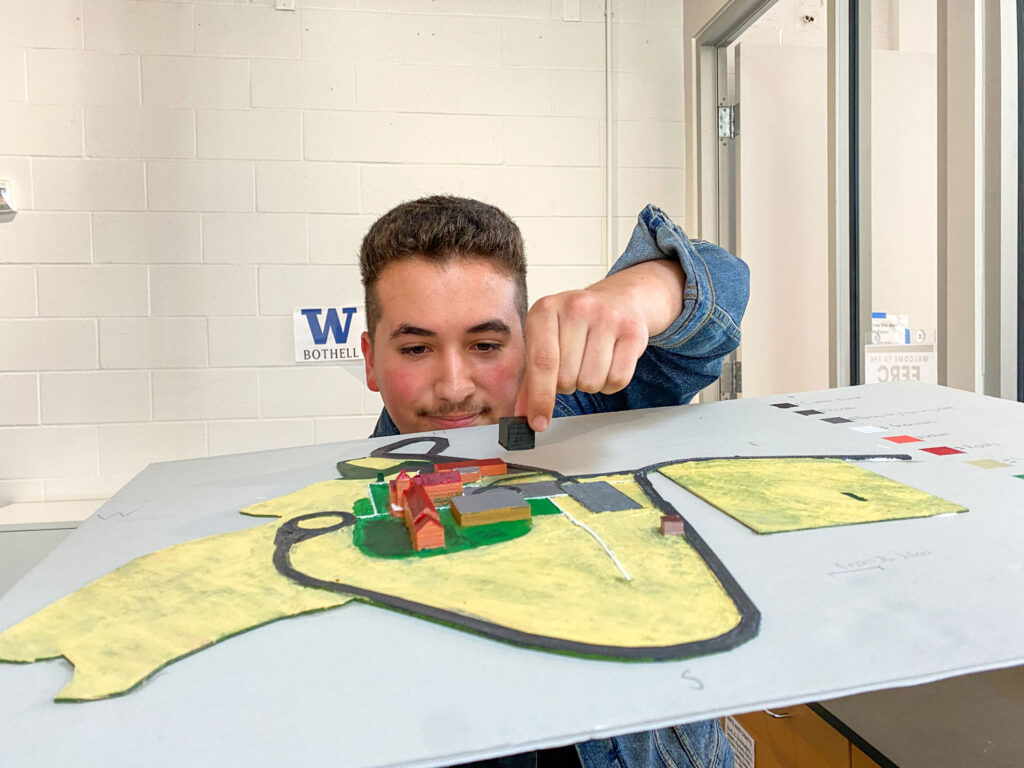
top-left (696, 0), bottom-right (1019, 400)
top-left (865, 0), bottom-right (939, 387)
top-left (725, 0), bottom-right (833, 398)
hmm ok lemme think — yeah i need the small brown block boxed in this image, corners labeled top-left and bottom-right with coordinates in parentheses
top-left (659, 515), bottom-right (685, 536)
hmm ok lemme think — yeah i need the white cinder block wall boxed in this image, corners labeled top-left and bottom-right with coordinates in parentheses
top-left (0, 0), bottom-right (685, 505)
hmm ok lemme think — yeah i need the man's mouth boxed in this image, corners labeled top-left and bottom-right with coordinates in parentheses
top-left (418, 401), bottom-right (492, 430)
top-left (427, 413), bottom-right (483, 429)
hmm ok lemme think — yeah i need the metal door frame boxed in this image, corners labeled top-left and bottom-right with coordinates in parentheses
top-left (693, 0), bottom-right (862, 393)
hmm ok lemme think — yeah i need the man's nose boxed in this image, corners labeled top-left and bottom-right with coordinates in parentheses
top-left (434, 351), bottom-right (475, 402)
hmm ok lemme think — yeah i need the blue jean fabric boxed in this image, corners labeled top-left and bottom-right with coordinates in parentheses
top-left (370, 205), bottom-right (750, 437)
top-left (577, 720), bottom-right (734, 768)
top-left (370, 205), bottom-right (748, 768)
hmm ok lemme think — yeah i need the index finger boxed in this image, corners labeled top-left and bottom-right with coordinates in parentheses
top-left (515, 303), bottom-right (560, 432)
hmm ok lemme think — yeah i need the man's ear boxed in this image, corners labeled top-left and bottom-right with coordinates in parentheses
top-left (361, 331), bottom-right (379, 392)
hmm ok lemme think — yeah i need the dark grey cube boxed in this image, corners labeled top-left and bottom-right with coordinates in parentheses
top-left (498, 416), bottom-right (535, 450)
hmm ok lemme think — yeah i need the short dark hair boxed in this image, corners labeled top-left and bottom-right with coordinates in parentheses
top-left (360, 195), bottom-right (528, 337)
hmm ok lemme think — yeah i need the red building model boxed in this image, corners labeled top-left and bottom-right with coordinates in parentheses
top-left (388, 469), bottom-right (413, 511)
top-left (402, 484), bottom-right (445, 552)
top-left (410, 470), bottom-right (463, 503)
top-left (385, 460), bottom-right (517, 552)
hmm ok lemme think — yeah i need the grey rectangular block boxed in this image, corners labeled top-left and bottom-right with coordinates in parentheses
top-left (451, 488), bottom-right (529, 515)
top-left (559, 481), bottom-right (640, 513)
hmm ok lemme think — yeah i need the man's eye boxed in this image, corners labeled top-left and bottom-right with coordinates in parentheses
top-left (473, 342), bottom-right (501, 353)
top-left (401, 345), bottom-right (430, 357)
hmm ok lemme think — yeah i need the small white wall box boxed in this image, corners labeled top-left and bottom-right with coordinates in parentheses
top-left (0, 181), bottom-right (14, 218)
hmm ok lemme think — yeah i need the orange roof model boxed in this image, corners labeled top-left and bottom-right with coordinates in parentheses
top-left (414, 470), bottom-right (462, 487)
top-left (434, 459), bottom-right (507, 477)
top-left (404, 483), bottom-right (438, 520)
top-left (411, 470), bottom-right (463, 502)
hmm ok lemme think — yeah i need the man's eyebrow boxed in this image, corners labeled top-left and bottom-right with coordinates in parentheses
top-left (466, 319), bottom-right (512, 335)
top-left (390, 324), bottom-right (436, 340)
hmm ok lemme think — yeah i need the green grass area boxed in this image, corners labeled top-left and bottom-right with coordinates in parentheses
top-left (527, 497), bottom-right (562, 516)
top-left (350, 484), bottom-right (561, 558)
top-left (353, 507), bottom-right (532, 559)
top-left (369, 482), bottom-right (391, 516)
top-left (353, 497), bottom-right (376, 519)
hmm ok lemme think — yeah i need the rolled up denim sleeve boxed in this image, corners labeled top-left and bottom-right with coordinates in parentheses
top-left (610, 205), bottom-right (748, 355)
top-left (553, 206), bottom-right (749, 416)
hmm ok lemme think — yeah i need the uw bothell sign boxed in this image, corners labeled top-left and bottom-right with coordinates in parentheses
top-left (292, 307), bottom-right (365, 363)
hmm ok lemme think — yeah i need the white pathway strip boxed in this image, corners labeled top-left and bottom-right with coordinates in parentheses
top-left (559, 510), bottom-right (632, 581)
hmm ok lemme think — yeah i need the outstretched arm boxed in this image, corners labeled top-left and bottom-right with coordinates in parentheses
top-left (514, 258), bottom-right (687, 432)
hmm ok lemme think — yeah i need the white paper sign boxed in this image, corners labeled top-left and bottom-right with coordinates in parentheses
top-left (724, 716), bottom-right (755, 768)
top-left (864, 344), bottom-right (937, 384)
top-left (293, 306), bottom-right (365, 363)
top-left (871, 312), bottom-right (910, 344)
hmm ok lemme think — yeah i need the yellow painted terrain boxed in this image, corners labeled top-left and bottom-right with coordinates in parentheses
top-left (241, 478), bottom-right (371, 520)
top-left (660, 458), bottom-right (967, 534)
top-left (0, 521), bottom-right (351, 701)
top-left (0, 473), bottom-right (393, 701)
top-left (0, 466), bottom-right (744, 701)
top-left (1, 455), bottom-right (964, 702)
top-left (346, 457), bottom-right (404, 470)
top-left (291, 473), bottom-right (741, 649)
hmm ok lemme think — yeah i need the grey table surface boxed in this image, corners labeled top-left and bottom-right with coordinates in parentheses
top-left (821, 665), bottom-right (1024, 768)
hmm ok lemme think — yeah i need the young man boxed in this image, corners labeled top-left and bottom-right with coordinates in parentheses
top-left (359, 196), bottom-right (749, 768)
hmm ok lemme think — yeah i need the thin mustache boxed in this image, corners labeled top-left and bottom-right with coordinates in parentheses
top-left (418, 403), bottom-right (491, 418)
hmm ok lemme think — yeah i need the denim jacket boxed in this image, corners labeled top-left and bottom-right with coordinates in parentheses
top-left (370, 205), bottom-right (749, 437)
top-left (371, 206), bottom-right (749, 768)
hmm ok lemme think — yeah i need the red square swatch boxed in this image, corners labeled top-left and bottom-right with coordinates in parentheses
top-left (921, 446), bottom-right (964, 456)
top-left (885, 435), bottom-right (922, 444)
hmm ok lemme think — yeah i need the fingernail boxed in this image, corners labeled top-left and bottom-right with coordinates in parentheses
top-left (530, 416), bottom-right (548, 432)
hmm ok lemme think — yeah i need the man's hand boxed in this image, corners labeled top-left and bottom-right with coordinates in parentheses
top-left (514, 259), bottom-right (686, 432)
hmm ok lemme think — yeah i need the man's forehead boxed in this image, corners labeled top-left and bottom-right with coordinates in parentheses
top-left (378, 253), bottom-right (514, 281)
top-left (374, 256), bottom-right (518, 303)
top-left (374, 256), bottom-right (521, 339)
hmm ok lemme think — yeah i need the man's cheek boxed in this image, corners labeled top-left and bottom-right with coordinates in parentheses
top-left (380, 368), bottom-right (423, 403)
top-left (482, 360), bottom-right (523, 411)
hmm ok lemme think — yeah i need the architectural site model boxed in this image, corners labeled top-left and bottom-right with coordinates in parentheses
top-left (0, 423), bottom-right (965, 703)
